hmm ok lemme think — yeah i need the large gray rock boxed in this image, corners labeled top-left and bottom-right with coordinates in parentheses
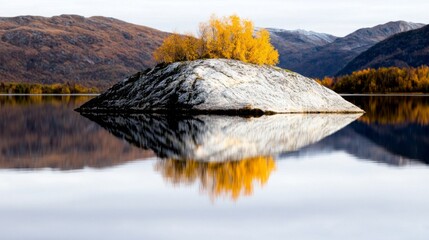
top-left (77, 59), bottom-right (363, 113)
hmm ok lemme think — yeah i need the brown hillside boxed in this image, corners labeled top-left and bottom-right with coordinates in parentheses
top-left (0, 15), bottom-right (169, 90)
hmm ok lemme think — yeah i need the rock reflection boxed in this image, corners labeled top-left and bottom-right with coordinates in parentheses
top-left (81, 113), bottom-right (361, 162)
top-left (155, 156), bottom-right (276, 200)
top-left (81, 112), bottom-right (359, 199)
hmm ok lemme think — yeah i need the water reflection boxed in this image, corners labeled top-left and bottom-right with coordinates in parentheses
top-left (80, 112), bottom-right (359, 199)
top-left (81, 113), bottom-right (361, 162)
top-left (1, 96), bottom-right (429, 238)
top-left (155, 156), bottom-right (276, 200)
top-left (0, 96), bottom-right (152, 170)
top-left (2, 95), bottom-right (427, 171)
top-left (349, 96), bottom-right (429, 164)
top-left (290, 96), bottom-right (429, 165)
top-left (348, 95), bottom-right (429, 125)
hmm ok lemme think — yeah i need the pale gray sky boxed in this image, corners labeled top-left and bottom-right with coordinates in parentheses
top-left (0, 0), bottom-right (428, 36)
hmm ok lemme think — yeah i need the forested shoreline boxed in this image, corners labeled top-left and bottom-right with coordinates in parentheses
top-left (0, 82), bottom-right (98, 94)
top-left (317, 66), bottom-right (429, 93)
top-left (4, 66), bottom-right (429, 95)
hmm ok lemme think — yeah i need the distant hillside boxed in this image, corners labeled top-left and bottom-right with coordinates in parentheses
top-left (0, 15), bottom-right (169, 90)
top-left (278, 21), bottom-right (424, 78)
top-left (268, 28), bottom-right (337, 71)
top-left (338, 24), bottom-right (429, 76)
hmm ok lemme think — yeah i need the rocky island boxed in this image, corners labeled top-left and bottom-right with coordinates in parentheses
top-left (76, 59), bottom-right (363, 114)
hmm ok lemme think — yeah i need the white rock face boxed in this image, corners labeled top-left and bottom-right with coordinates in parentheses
top-left (78, 59), bottom-right (363, 113)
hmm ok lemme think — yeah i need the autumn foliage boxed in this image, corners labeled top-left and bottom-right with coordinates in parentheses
top-left (316, 66), bottom-right (429, 93)
top-left (0, 82), bottom-right (98, 94)
top-left (153, 15), bottom-right (279, 65)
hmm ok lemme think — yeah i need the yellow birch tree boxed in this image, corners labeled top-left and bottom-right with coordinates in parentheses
top-left (153, 15), bottom-right (279, 66)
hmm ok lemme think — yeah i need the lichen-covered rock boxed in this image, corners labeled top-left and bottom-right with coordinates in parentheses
top-left (77, 59), bottom-right (363, 113)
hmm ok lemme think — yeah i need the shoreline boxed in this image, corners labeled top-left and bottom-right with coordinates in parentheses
top-left (340, 93), bottom-right (429, 97)
top-left (1, 93), bottom-right (428, 97)
top-left (0, 93), bottom-right (100, 96)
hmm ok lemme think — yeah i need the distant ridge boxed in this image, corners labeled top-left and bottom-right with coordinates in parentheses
top-left (0, 15), bottom-right (168, 90)
top-left (267, 28), bottom-right (337, 72)
top-left (337, 24), bottom-right (429, 76)
top-left (271, 21), bottom-right (425, 78)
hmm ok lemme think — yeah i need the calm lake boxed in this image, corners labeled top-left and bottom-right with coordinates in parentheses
top-left (1, 95), bottom-right (428, 240)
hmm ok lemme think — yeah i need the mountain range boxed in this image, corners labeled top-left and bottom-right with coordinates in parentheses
top-left (268, 28), bottom-right (337, 75)
top-left (269, 21), bottom-right (425, 78)
top-left (337, 24), bottom-right (429, 76)
top-left (0, 15), bottom-right (427, 88)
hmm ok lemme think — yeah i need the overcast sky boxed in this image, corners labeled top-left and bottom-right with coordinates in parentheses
top-left (0, 0), bottom-right (428, 36)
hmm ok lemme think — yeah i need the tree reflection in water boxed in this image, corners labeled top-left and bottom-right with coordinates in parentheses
top-left (346, 96), bottom-right (429, 125)
top-left (155, 156), bottom-right (276, 200)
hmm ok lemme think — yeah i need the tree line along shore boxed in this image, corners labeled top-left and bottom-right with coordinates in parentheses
top-left (2, 66), bottom-right (429, 94)
top-left (317, 66), bottom-right (429, 93)
top-left (2, 65), bottom-right (429, 94)
top-left (0, 82), bottom-right (98, 94)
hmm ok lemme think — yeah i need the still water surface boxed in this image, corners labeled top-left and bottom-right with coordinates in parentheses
top-left (0, 95), bottom-right (428, 240)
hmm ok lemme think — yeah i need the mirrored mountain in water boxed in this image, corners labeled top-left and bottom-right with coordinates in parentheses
top-left (288, 120), bottom-right (429, 165)
top-left (0, 96), bottom-right (153, 170)
top-left (81, 113), bottom-right (361, 162)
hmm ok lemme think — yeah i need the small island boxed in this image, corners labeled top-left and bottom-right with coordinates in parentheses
top-left (77, 15), bottom-right (363, 114)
